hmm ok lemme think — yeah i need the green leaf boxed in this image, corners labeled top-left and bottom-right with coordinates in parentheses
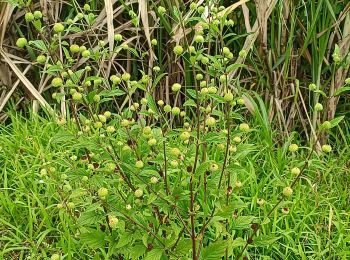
top-left (201, 240), bottom-right (227, 260)
top-left (116, 232), bottom-right (133, 248)
top-left (330, 116), bottom-right (344, 127)
top-left (333, 87), bottom-right (350, 96)
top-left (99, 89), bottom-right (125, 97)
top-left (79, 228), bottom-right (106, 248)
top-left (144, 248), bottom-right (163, 260)
top-left (146, 93), bottom-right (159, 115)
top-left (232, 216), bottom-right (256, 230)
top-left (29, 40), bottom-right (48, 52)
top-left (226, 63), bottom-right (247, 73)
top-left (129, 244), bottom-right (147, 260)
top-left (183, 98), bottom-right (197, 107)
top-left (231, 237), bottom-right (246, 248)
top-left (253, 235), bottom-right (281, 247)
top-left (187, 89), bottom-right (197, 99)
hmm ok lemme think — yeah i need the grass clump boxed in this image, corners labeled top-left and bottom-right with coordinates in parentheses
top-left (0, 0), bottom-right (349, 259)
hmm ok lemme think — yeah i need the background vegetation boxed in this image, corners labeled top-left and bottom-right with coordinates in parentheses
top-left (0, 0), bottom-right (349, 259)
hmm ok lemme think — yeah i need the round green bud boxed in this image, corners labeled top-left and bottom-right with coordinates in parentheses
top-left (143, 126), bottom-right (152, 135)
top-left (321, 144), bottom-right (332, 153)
top-left (81, 50), bottom-right (91, 58)
top-left (201, 56), bottom-right (209, 64)
top-left (170, 160), bottom-right (179, 167)
top-left (157, 100), bottom-right (164, 106)
top-left (51, 254), bottom-right (60, 260)
top-left (25, 12), bottom-right (35, 22)
top-left (114, 33), bottom-right (122, 41)
top-left (98, 187), bottom-right (108, 199)
top-left (76, 13), bottom-right (84, 19)
top-left (222, 47), bottom-right (230, 56)
top-left (206, 116), bottom-right (216, 127)
top-left (93, 94), bottom-right (101, 102)
top-left (237, 98), bottom-right (245, 105)
top-left (288, 144), bottom-right (299, 152)
top-left (172, 83), bottom-right (181, 92)
top-left (345, 78), bottom-right (350, 84)
top-left (283, 186), bottom-right (293, 197)
top-left (94, 121), bottom-right (103, 128)
top-left (140, 98), bottom-right (147, 105)
top-left (208, 86), bottom-right (217, 94)
top-left (110, 75), bottom-right (121, 84)
top-left (172, 106), bottom-right (180, 115)
top-left (36, 55), bottom-right (46, 64)
top-left (198, 6), bottom-right (205, 14)
top-left (158, 6), bottom-right (166, 14)
top-left (164, 104), bottom-right (171, 112)
top-left (210, 163), bottom-right (219, 172)
top-left (180, 131), bottom-right (190, 141)
top-left (70, 44), bottom-right (80, 53)
top-left (224, 92), bottom-right (234, 102)
top-left (314, 103), bottom-right (323, 111)
top-left (34, 10), bottom-right (43, 19)
top-left (189, 45), bottom-right (196, 53)
top-left (239, 123), bottom-right (250, 132)
top-left (190, 3), bottom-right (197, 10)
top-left (51, 77), bottom-right (63, 87)
top-left (148, 138), bottom-right (157, 146)
top-left (239, 49), bottom-right (247, 58)
top-left (308, 83), bottom-right (317, 91)
top-left (170, 148), bottom-right (180, 157)
top-left (79, 46), bottom-right (87, 52)
top-left (122, 72), bottom-right (131, 81)
top-left (121, 119), bottom-right (129, 127)
top-left (150, 176), bottom-right (158, 184)
top-left (106, 126), bottom-right (115, 133)
top-left (173, 45), bottom-right (183, 55)
top-left (257, 198), bottom-right (265, 206)
top-left (67, 202), bottom-right (75, 209)
top-left (134, 188), bottom-right (143, 197)
top-left (72, 92), bottom-right (82, 101)
top-left (200, 87), bottom-right (208, 94)
top-left (219, 75), bottom-right (227, 83)
top-left (109, 216), bottom-right (119, 229)
top-left (291, 167), bottom-right (300, 175)
top-left (196, 74), bottom-right (203, 80)
top-left (151, 39), bottom-right (157, 45)
top-left (194, 35), bottom-right (204, 43)
top-left (233, 136), bottom-right (241, 143)
top-left (153, 66), bottom-right (160, 72)
top-left (53, 23), bottom-right (64, 33)
top-left (16, 38), bottom-right (28, 48)
top-left (83, 4), bottom-right (91, 11)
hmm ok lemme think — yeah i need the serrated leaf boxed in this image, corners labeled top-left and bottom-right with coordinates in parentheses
top-left (79, 228), bottom-right (106, 248)
top-left (129, 244), bottom-right (147, 260)
top-left (99, 89), bottom-right (125, 97)
top-left (29, 40), bottom-right (48, 52)
top-left (201, 241), bottom-right (227, 260)
top-left (226, 63), bottom-right (247, 73)
top-left (183, 98), bottom-right (197, 107)
top-left (116, 232), bottom-right (133, 248)
top-left (231, 237), bottom-right (246, 248)
top-left (232, 216), bottom-right (255, 230)
top-left (144, 248), bottom-right (163, 260)
top-left (253, 235), bottom-right (281, 247)
top-left (333, 86), bottom-right (350, 96)
top-left (330, 116), bottom-right (344, 127)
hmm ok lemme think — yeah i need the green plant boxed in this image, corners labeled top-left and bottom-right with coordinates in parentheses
top-left (0, 1), bottom-right (349, 260)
